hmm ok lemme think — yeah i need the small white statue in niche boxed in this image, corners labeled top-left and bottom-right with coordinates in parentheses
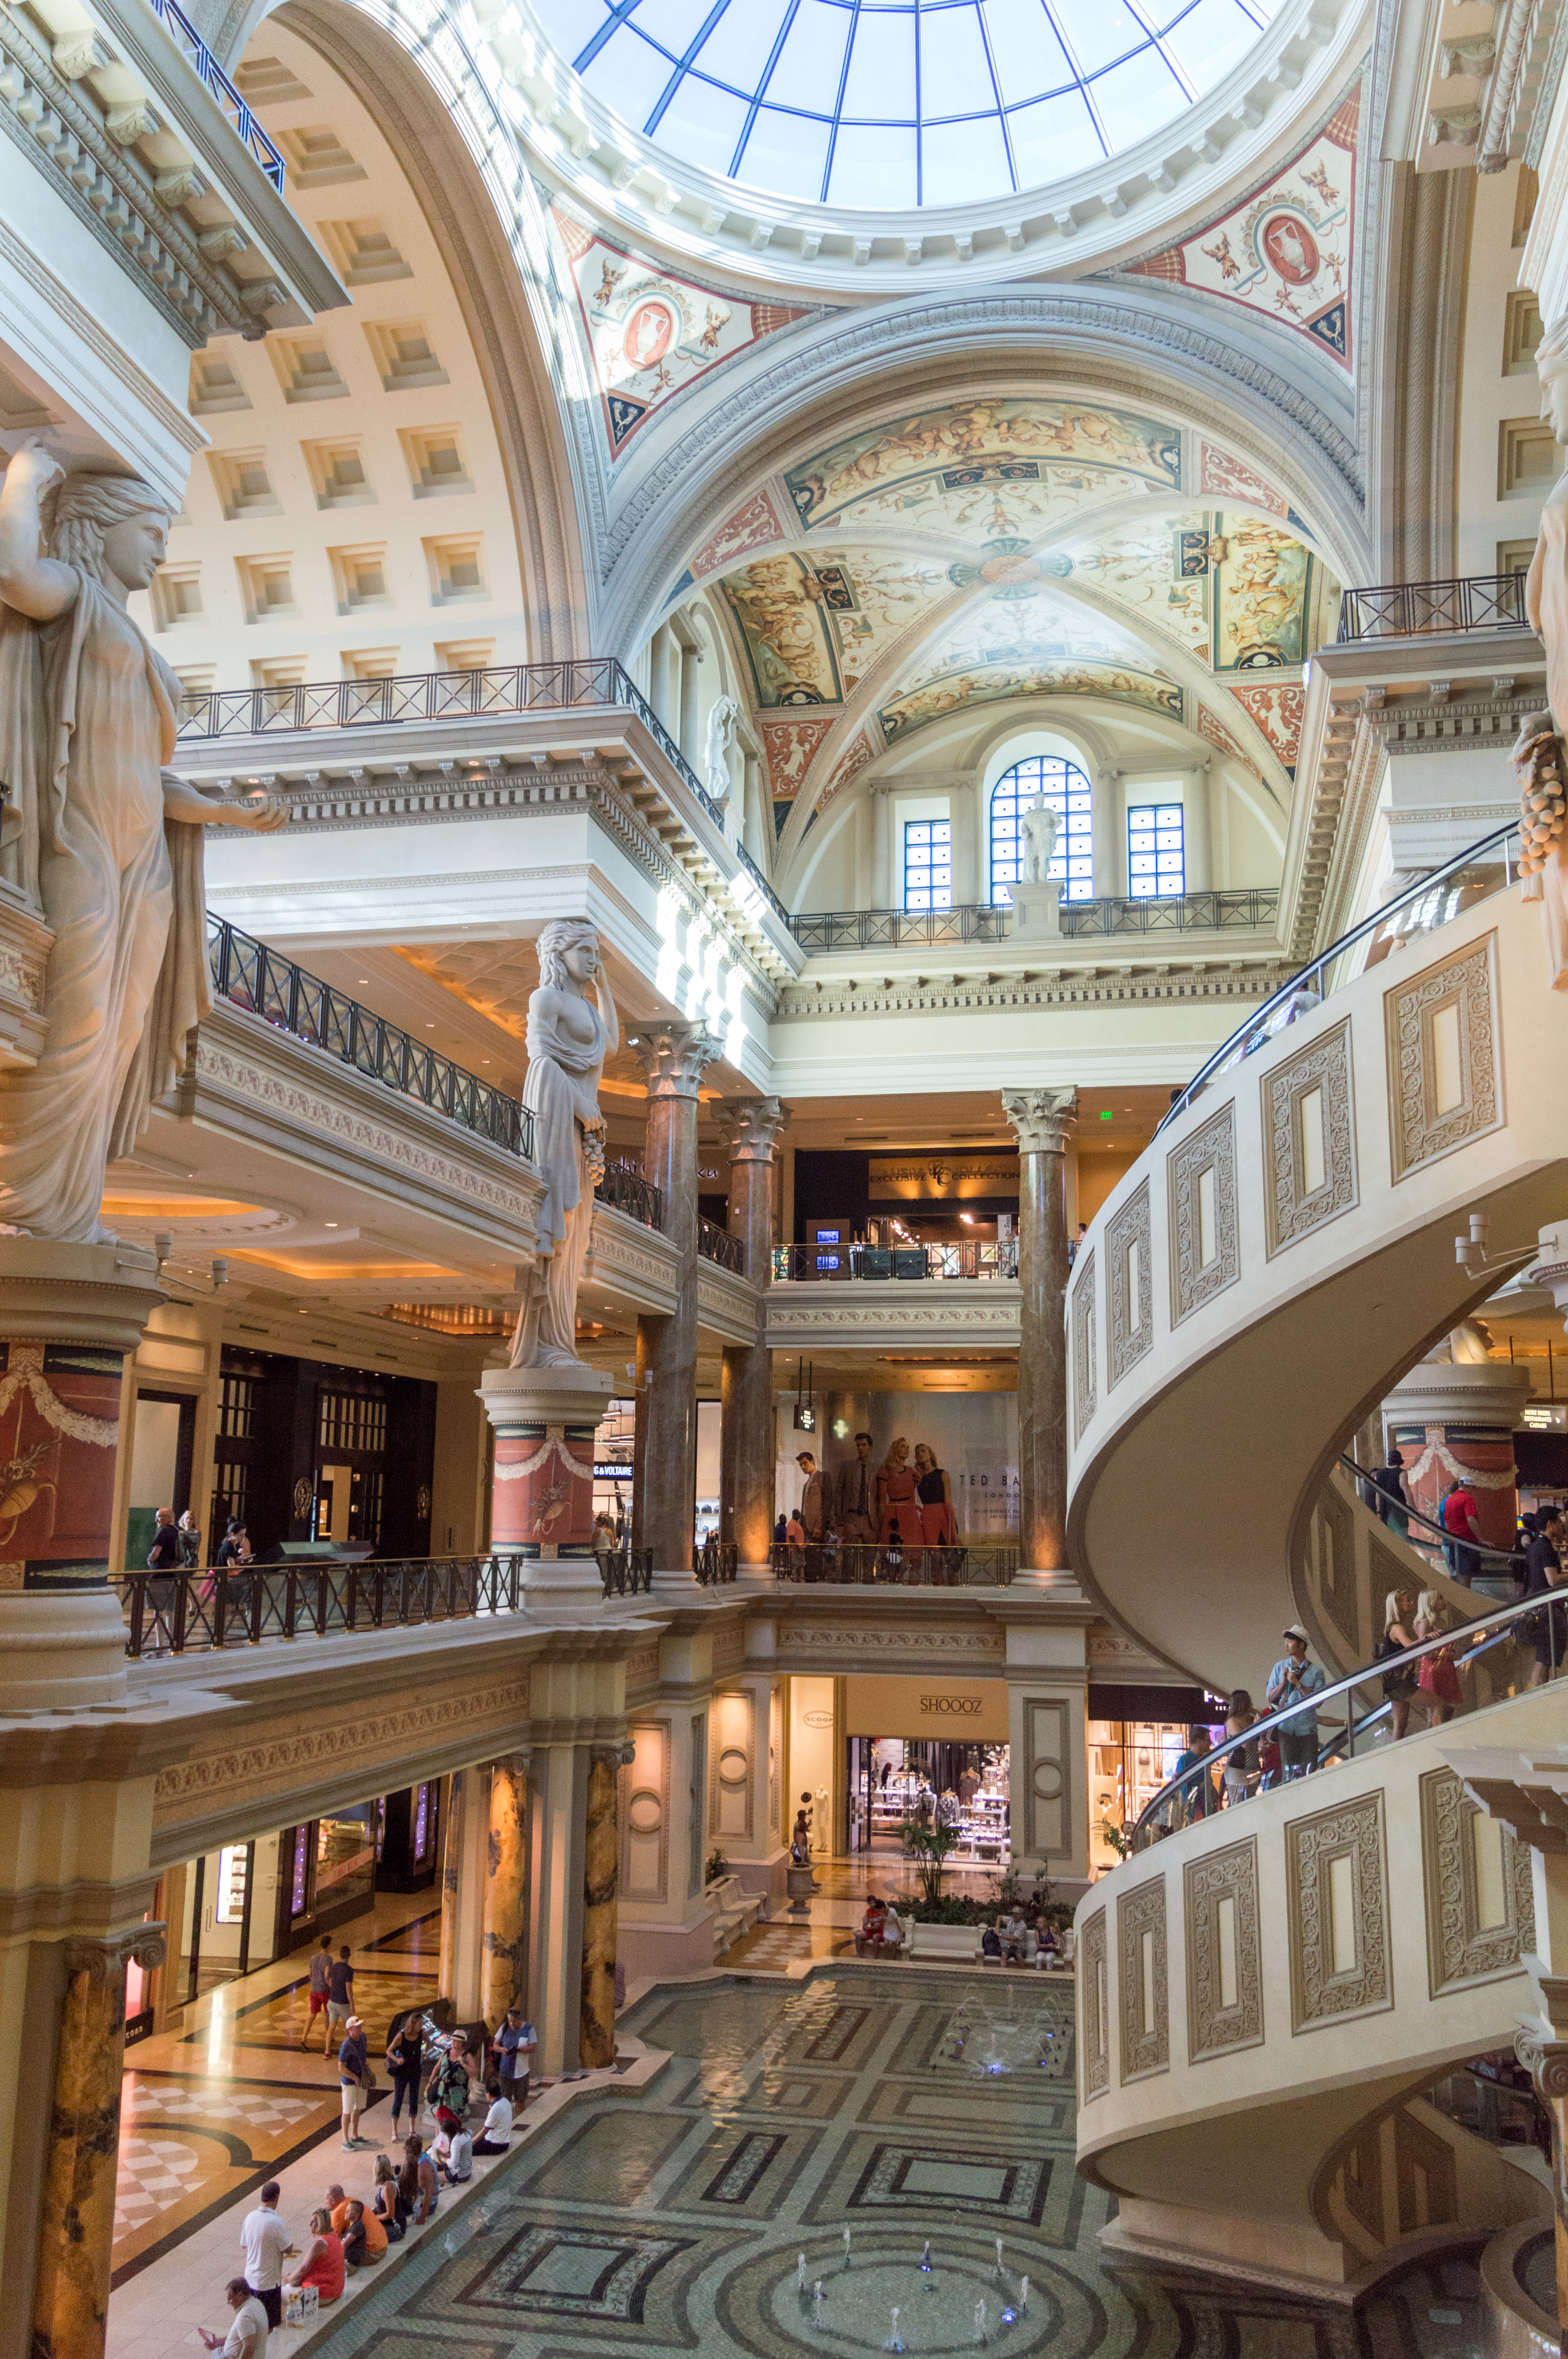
top-left (1020, 798), bottom-right (1059, 886)
top-left (703, 695), bottom-right (741, 804)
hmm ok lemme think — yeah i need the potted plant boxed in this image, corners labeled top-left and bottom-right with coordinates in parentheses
top-left (901, 1822), bottom-right (983, 1959)
top-left (705, 1847), bottom-right (730, 1886)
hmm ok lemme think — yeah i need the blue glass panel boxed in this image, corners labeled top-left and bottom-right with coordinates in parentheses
top-left (763, 0), bottom-right (854, 109)
top-left (737, 104), bottom-right (836, 196)
top-left (921, 113), bottom-right (1013, 203)
top-left (840, 11), bottom-right (919, 117)
top-left (827, 121), bottom-right (919, 206)
top-left (653, 76), bottom-right (753, 171)
top-left (917, 4), bottom-right (1000, 114)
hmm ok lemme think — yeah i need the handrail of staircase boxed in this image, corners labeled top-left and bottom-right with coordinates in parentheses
top-left (1126, 1578), bottom-right (1566, 1851)
top-left (1337, 1452), bottom-right (1526, 1567)
top-left (1159, 821), bottom-right (1520, 1133)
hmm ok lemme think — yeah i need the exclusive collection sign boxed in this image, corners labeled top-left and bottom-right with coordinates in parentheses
top-left (844, 1674), bottom-right (1008, 1741)
top-left (868, 1154), bottom-right (1018, 1201)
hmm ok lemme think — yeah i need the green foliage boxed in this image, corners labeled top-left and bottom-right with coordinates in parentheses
top-left (899, 1817), bottom-right (962, 1907)
top-left (705, 1847), bottom-right (729, 1885)
top-left (1099, 1816), bottom-right (1134, 1861)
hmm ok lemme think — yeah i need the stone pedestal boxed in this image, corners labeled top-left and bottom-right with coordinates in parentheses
top-left (482, 1755), bottom-right (529, 2025)
top-left (717, 1097), bottom-right (785, 1568)
top-left (33, 1924), bottom-right (165, 2359)
top-left (0, 1238), bottom-right (165, 1712)
top-left (1001, 1089), bottom-right (1078, 1575)
top-left (633, 1021), bottom-right (718, 1587)
top-left (479, 1362), bottom-right (612, 1613)
top-left (786, 1863), bottom-right (818, 1917)
top-left (1006, 880), bottom-right (1062, 939)
top-left (1383, 1354), bottom-right (1531, 1556)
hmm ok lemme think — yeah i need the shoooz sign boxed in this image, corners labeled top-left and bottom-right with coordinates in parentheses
top-left (844, 1675), bottom-right (1008, 1741)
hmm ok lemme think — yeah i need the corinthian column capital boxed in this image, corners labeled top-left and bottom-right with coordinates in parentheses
top-left (1001, 1087), bottom-right (1078, 1157)
top-left (715, 1096), bottom-right (786, 1163)
top-left (633, 1019), bottom-right (719, 1100)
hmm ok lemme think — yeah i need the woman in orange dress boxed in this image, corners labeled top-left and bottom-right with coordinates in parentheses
top-left (876, 1438), bottom-right (918, 1545)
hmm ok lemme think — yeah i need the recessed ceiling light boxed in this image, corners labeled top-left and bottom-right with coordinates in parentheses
top-left (325, 1222), bottom-right (339, 1229)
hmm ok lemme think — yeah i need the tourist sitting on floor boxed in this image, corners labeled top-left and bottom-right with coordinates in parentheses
top-left (336, 2198), bottom-right (385, 2271)
top-left (403, 2135), bottom-right (439, 2224)
top-left (980, 1918), bottom-right (1003, 1962)
top-left (473, 2077), bottom-right (514, 2154)
top-left (998, 1908), bottom-right (1028, 1964)
top-left (1032, 1917), bottom-right (1060, 1969)
top-left (372, 2155), bottom-right (406, 2243)
top-left (856, 1896), bottom-right (888, 1955)
top-left (881, 1903), bottom-right (905, 1957)
top-left (439, 2117), bottom-right (474, 2184)
top-left (284, 2211), bottom-right (344, 2305)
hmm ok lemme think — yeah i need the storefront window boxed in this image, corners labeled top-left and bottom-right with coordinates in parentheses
top-left (316, 1806), bottom-right (378, 1917)
top-left (1088, 1718), bottom-right (1191, 1872)
top-left (215, 1845), bottom-right (248, 1924)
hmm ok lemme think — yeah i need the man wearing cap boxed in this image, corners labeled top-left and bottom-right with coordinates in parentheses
top-left (1265, 1626), bottom-right (1329, 1780)
top-left (338, 2013), bottom-right (370, 2149)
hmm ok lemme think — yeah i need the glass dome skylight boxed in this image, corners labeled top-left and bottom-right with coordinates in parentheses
top-left (533, 0), bottom-right (1279, 210)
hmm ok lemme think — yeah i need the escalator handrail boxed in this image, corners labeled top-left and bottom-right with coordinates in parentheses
top-left (1159, 821), bottom-right (1519, 1134)
top-left (1127, 1575), bottom-right (1565, 1851)
top-left (1336, 1453), bottom-right (1527, 1566)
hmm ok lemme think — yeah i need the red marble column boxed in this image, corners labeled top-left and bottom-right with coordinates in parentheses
top-left (717, 1096), bottom-right (785, 1567)
top-left (634, 1021), bottom-right (719, 1581)
top-left (1001, 1087), bottom-right (1078, 1574)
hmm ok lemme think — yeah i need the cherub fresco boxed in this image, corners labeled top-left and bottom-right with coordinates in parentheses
top-left (786, 398), bottom-right (1179, 528)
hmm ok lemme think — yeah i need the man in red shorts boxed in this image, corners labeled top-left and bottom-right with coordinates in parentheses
top-left (304, 1934), bottom-right (332, 2044)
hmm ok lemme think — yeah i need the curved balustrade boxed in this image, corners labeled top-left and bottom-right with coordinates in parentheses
top-left (696, 1537), bottom-right (739, 1585)
top-left (118, 1553), bottom-right (527, 1655)
top-left (598, 1160), bottom-right (662, 1230)
top-left (772, 1240), bottom-right (1019, 1282)
top-left (697, 1216), bottom-right (746, 1274)
top-left (770, 1540), bottom-right (1016, 1586)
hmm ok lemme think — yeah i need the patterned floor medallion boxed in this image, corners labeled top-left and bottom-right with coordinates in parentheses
top-left (309, 1968), bottom-right (1504, 2359)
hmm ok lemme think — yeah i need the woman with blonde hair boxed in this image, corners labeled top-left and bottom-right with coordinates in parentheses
top-left (0, 438), bottom-right (282, 1239)
top-left (1414, 1589), bottom-right (1463, 1723)
top-left (1378, 1586), bottom-right (1421, 1740)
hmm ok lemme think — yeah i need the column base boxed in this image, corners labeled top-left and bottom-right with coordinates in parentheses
top-left (0, 1588), bottom-right (129, 1711)
top-left (1010, 1567), bottom-right (1091, 1601)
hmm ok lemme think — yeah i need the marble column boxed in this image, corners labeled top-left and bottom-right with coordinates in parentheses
top-left (581, 1740), bottom-right (632, 2068)
top-left (526, 1739), bottom-right (588, 2075)
top-left (438, 1769), bottom-right (466, 2012)
top-left (33, 1923), bottom-right (165, 2359)
top-left (0, 1239), bottom-right (166, 1711)
top-left (716, 1097), bottom-right (785, 1567)
top-left (1002, 1089), bottom-right (1078, 1575)
top-left (635, 1020), bottom-right (718, 1581)
top-left (478, 1364), bottom-right (612, 1614)
top-left (482, 1754), bottom-right (529, 2026)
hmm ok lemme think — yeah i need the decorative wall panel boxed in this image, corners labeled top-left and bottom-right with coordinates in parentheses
top-left (1286, 1791), bottom-right (1392, 2032)
top-left (1184, 1836), bottom-right (1265, 2061)
top-left (1080, 1906), bottom-right (1109, 2099)
top-left (709, 1689), bottom-right (755, 1844)
top-left (1023, 1694), bottom-right (1074, 1863)
top-left (1117, 1876), bottom-right (1170, 2082)
top-left (1167, 1103), bottom-right (1239, 1325)
top-left (1419, 1766), bottom-right (1536, 1996)
top-left (1262, 1017), bottom-right (1358, 1255)
top-left (1394, 2107), bottom-right (1458, 2235)
top-left (1385, 932), bottom-right (1502, 1182)
top-left (1072, 1249), bottom-right (1097, 1442)
top-left (1315, 1481), bottom-right (1359, 1654)
top-left (1106, 1181), bottom-right (1153, 1390)
top-left (622, 1722), bottom-right (669, 1903)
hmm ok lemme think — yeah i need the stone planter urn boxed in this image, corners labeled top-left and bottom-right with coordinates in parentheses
top-left (786, 1864), bottom-right (819, 1917)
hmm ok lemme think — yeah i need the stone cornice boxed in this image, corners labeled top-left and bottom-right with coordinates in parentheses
top-left (774, 963), bottom-right (1291, 1020)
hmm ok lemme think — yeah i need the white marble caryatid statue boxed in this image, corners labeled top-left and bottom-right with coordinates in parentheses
top-left (0, 436), bottom-right (284, 1243)
top-left (704, 694), bottom-right (740, 804)
top-left (1522, 316), bottom-right (1568, 986)
top-left (508, 918), bottom-right (619, 1369)
top-left (1020, 798), bottom-right (1059, 886)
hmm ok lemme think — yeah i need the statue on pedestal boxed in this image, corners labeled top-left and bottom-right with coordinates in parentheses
top-left (1008, 800), bottom-right (1062, 939)
top-left (0, 437), bottom-right (283, 1241)
top-left (508, 918), bottom-right (618, 1369)
top-left (1522, 317), bottom-right (1568, 986)
top-left (1020, 799), bottom-right (1059, 885)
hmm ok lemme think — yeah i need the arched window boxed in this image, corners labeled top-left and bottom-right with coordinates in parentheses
top-left (990, 757), bottom-right (1093, 903)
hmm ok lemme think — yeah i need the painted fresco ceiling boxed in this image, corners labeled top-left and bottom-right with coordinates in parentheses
top-left (691, 393), bottom-right (1341, 836)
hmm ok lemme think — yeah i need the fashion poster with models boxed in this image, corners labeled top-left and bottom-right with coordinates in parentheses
top-left (774, 1392), bottom-right (1019, 1540)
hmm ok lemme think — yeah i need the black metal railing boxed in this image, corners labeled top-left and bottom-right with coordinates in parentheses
top-left (1336, 572), bottom-right (1532, 642)
top-left (1340, 1453), bottom-right (1526, 1592)
top-left (772, 1240), bottom-right (1019, 1283)
top-left (698, 1216), bottom-right (746, 1274)
top-left (1127, 1580), bottom-right (1566, 1850)
top-left (174, 659), bottom-right (791, 929)
top-left (147, 0), bottom-right (286, 190)
top-left (207, 914), bottom-right (533, 1157)
top-left (771, 1540), bottom-right (1017, 1587)
top-left (1159, 821), bottom-right (1520, 1133)
top-left (599, 1547), bottom-right (653, 1597)
top-left (597, 1161), bottom-right (662, 1230)
top-left (118, 1554), bottom-right (527, 1656)
top-left (696, 1537), bottom-right (739, 1585)
top-left (787, 891), bottom-right (1279, 951)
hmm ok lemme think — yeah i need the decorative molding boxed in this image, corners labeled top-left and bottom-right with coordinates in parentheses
top-left (1263, 1016), bottom-right (1358, 1256)
top-left (1286, 1789), bottom-right (1393, 2032)
top-left (776, 964), bottom-right (1294, 1022)
top-left (779, 1625), bottom-right (1005, 1657)
top-left (1106, 1180), bottom-right (1153, 1391)
top-left (1117, 1875), bottom-right (1170, 2082)
top-left (1071, 1247), bottom-right (1097, 1444)
top-left (1022, 1695), bottom-right (1073, 1864)
top-left (634, 1019), bottom-right (720, 1100)
top-left (714, 1097), bottom-right (786, 1164)
top-left (1185, 1836), bottom-right (1265, 2061)
top-left (1419, 1766), bottom-right (1536, 1997)
top-left (1081, 1905), bottom-right (1109, 2100)
top-left (1167, 1101), bottom-right (1240, 1325)
top-left (1314, 1481), bottom-right (1359, 1655)
top-left (1001, 1086), bottom-right (1078, 1158)
top-left (1385, 931), bottom-right (1503, 1183)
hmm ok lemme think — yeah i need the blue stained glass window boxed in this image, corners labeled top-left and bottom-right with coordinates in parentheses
top-left (541, 0), bottom-right (1280, 208)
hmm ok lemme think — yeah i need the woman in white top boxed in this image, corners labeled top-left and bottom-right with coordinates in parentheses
top-left (472, 2076), bottom-right (514, 2155)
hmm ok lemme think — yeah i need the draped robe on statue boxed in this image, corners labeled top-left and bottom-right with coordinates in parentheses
top-left (509, 987), bottom-right (609, 1367)
top-left (1525, 483), bottom-right (1568, 987)
top-left (0, 572), bottom-right (211, 1240)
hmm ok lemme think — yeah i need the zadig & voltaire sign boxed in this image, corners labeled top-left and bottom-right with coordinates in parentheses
top-left (868, 1154), bottom-right (1018, 1201)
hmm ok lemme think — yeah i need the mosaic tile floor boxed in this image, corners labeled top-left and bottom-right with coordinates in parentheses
top-left (308, 1966), bottom-right (1483, 2359)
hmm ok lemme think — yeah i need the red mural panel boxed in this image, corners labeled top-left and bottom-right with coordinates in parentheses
top-left (0, 1341), bottom-right (124, 1589)
top-left (490, 1423), bottom-right (597, 1555)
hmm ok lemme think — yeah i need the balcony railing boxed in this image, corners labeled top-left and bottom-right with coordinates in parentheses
top-left (772, 1240), bottom-right (1019, 1282)
top-left (599, 1547), bottom-right (653, 1597)
top-left (696, 1537), bottom-right (739, 1584)
top-left (176, 659), bottom-right (791, 929)
top-left (598, 1160), bottom-right (662, 1230)
top-left (771, 1541), bottom-right (1016, 1586)
top-left (146, 0), bottom-right (286, 191)
top-left (1336, 572), bottom-right (1531, 642)
top-left (208, 915), bottom-right (534, 1158)
top-left (787, 891), bottom-right (1278, 950)
top-left (698, 1215), bottom-right (746, 1274)
top-left (118, 1554), bottom-right (525, 1655)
